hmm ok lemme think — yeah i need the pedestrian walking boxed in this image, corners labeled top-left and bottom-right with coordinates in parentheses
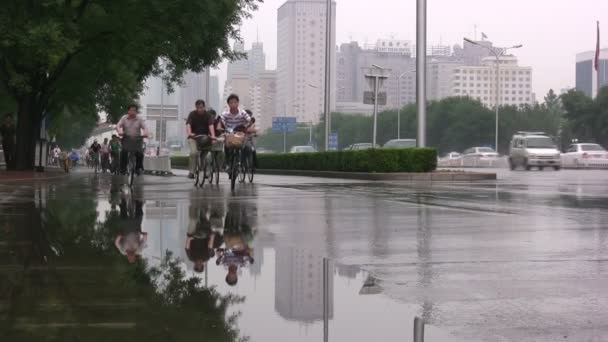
top-left (0, 114), bottom-right (16, 170)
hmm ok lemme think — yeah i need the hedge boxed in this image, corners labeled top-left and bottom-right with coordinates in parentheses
top-left (257, 148), bottom-right (437, 173)
top-left (171, 156), bottom-right (189, 168)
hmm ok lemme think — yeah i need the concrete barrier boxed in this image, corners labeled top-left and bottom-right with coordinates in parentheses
top-left (256, 169), bottom-right (496, 181)
top-left (143, 155), bottom-right (172, 175)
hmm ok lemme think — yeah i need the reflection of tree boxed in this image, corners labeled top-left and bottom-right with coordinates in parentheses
top-left (2, 185), bottom-right (247, 342)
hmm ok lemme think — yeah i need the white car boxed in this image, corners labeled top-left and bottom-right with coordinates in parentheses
top-left (461, 147), bottom-right (501, 167)
top-left (562, 143), bottom-right (608, 168)
top-left (290, 145), bottom-right (316, 153)
top-left (438, 152), bottom-right (463, 167)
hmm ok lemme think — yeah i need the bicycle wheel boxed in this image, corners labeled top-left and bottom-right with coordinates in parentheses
top-left (194, 153), bottom-right (202, 187)
top-left (238, 150), bottom-right (246, 184)
top-left (247, 153), bottom-right (255, 183)
top-left (200, 152), bottom-right (209, 187)
top-left (230, 151), bottom-right (238, 191)
top-left (213, 152), bottom-right (221, 185)
top-left (205, 153), bottom-right (214, 185)
top-left (128, 154), bottom-right (136, 188)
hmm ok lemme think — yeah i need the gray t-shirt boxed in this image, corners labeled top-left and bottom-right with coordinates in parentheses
top-left (117, 115), bottom-right (146, 137)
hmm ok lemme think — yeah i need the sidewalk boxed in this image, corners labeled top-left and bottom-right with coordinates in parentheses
top-left (0, 169), bottom-right (67, 183)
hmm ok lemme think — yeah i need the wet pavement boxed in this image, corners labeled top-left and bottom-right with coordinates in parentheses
top-left (1, 168), bottom-right (607, 341)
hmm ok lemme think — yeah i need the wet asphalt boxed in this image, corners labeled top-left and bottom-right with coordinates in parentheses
top-left (1, 167), bottom-right (607, 342)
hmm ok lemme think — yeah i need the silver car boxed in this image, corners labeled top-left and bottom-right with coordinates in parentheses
top-left (509, 132), bottom-right (561, 171)
top-left (383, 139), bottom-right (417, 148)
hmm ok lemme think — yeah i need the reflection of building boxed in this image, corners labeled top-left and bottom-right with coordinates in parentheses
top-left (275, 247), bottom-right (334, 322)
top-left (277, 0), bottom-right (336, 123)
top-left (576, 48), bottom-right (608, 97)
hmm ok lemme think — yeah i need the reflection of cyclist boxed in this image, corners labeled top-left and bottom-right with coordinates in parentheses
top-left (216, 201), bottom-right (255, 286)
top-left (186, 204), bottom-right (223, 273)
top-left (114, 196), bottom-right (147, 263)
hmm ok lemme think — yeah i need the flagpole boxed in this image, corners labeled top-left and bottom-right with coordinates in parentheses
top-left (596, 20), bottom-right (601, 98)
top-left (595, 20), bottom-right (602, 98)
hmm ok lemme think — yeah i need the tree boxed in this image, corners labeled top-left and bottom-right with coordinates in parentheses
top-left (561, 87), bottom-right (608, 147)
top-left (0, 0), bottom-right (260, 170)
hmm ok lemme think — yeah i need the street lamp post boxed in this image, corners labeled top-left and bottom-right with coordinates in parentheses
top-left (463, 38), bottom-right (522, 152)
top-left (397, 70), bottom-right (416, 139)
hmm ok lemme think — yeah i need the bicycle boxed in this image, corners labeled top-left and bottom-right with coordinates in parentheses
top-left (207, 136), bottom-right (224, 186)
top-left (241, 141), bottom-right (255, 184)
top-left (91, 152), bottom-right (100, 174)
top-left (192, 135), bottom-right (213, 187)
top-left (122, 136), bottom-right (146, 188)
top-left (225, 130), bottom-right (247, 191)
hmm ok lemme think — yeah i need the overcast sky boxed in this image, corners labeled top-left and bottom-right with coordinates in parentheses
top-left (215, 0), bottom-right (608, 101)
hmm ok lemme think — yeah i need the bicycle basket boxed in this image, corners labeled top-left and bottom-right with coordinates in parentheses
top-left (225, 132), bottom-right (246, 149)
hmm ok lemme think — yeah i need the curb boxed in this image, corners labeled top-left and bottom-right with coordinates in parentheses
top-left (255, 169), bottom-right (496, 181)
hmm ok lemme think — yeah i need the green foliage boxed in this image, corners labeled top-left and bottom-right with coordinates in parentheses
top-left (561, 87), bottom-right (608, 147)
top-left (171, 155), bottom-right (189, 168)
top-left (257, 148), bottom-right (437, 173)
top-left (257, 94), bottom-right (573, 155)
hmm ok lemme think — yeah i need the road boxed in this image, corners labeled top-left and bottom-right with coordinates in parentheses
top-left (1, 168), bottom-right (607, 341)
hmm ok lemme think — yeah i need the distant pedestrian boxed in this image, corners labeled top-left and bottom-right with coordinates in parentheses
top-left (0, 113), bottom-right (16, 170)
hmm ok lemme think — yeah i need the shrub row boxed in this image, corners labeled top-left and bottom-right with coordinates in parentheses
top-left (257, 148), bottom-right (437, 173)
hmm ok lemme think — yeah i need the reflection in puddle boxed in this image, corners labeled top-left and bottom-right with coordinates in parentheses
top-left (1, 179), bottom-right (459, 342)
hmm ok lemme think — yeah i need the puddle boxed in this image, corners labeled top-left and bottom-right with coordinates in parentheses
top-left (0, 180), bottom-right (465, 342)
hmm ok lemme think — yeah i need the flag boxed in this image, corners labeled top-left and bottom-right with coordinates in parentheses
top-left (595, 21), bottom-right (600, 71)
top-left (481, 32), bottom-right (488, 40)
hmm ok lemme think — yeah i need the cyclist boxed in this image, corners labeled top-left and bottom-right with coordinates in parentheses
top-left (109, 135), bottom-right (121, 173)
top-left (218, 94), bottom-right (253, 172)
top-left (69, 150), bottom-right (80, 167)
top-left (100, 138), bottom-right (111, 172)
top-left (186, 99), bottom-right (216, 179)
top-left (244, 109), bottom-right (258, 168)
top-left (116, 104), bottom-right (149, 175)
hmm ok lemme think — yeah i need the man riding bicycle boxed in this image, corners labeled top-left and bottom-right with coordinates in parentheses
top-left (116, 104), bottom-right (149, 175)
top-left (186, 99), bottom-right (216, 179)
top-left (89, 140), bottom-right (101, 166)
top-left (218, 94), bottom-right (255, 171)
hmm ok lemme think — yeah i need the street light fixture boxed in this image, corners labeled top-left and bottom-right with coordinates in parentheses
top-left (463, 37), bottom-right (522, 152)
top-left (397, 70), bottom-right (416, 139)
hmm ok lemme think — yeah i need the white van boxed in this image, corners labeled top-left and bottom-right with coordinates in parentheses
top-left (509, 132), bottom-right (561, 171)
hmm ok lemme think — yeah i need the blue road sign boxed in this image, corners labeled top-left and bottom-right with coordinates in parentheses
top-left (328, 132), bottom-right (338, 150)
top-left (272, 117), bottom-right (297, 132)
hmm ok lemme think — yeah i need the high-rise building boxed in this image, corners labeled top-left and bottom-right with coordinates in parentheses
top-left (576, 48), bottom-right (608, 97)
top-left (208, 75), bottom-right (221, 112)
top-left (336, 40), bottom-right (416, 109)
top-left (248, 42), bottom-right (266, 80)
top-left (451, 56), bottom-right (534, 107)
top-left (277, 0), bottom-right (336, 123)
top-left (227, 41), bottom-right (248, 80)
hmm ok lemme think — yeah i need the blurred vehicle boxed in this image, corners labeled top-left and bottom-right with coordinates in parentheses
top-left (438, 152), bottom-right (463, 167)
top-left (290, 145), bottom-right (316, 153)
top-left (509, 132), bottom-right (561, 171)
top-left (461, 147), bottom-right (500, 167)
top-left (347, 143), bottom-right (373, 151)
top-left (562, 143), bottom-right (608, 169)
top-left (256, 148), bottom-right (273, 154)
top-left (383, 139), bottom-right (416, 148)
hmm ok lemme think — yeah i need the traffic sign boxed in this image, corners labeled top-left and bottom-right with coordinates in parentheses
top-left (272, 117), bottom-right (297, 132)
top-left (328, 132), bottom-right (338, 151)
top-left (363, 91), bottom-right (387, 105)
